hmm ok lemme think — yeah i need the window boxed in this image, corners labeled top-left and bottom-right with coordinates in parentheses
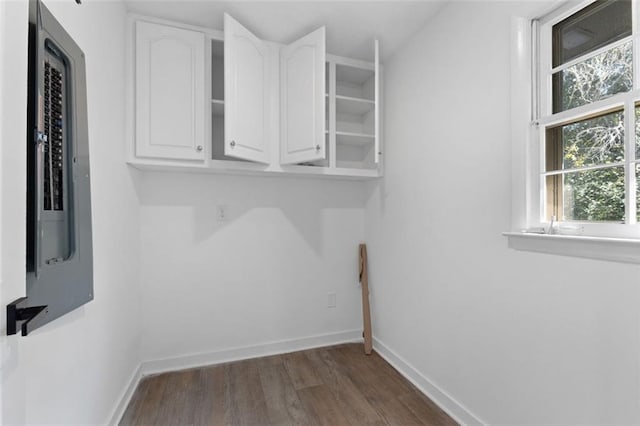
top-left (536, 0), bottom-right (639, 234)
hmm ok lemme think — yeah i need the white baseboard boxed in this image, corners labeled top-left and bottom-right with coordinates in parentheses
top-left (373, 337), bottom-right (485, 425)
top-left (109, 329), bottom-right (361, 425)
top-left (107, 363), bottom-right (142, 426)
top-left (141, 329), bottom-right (362, 376)
top-left (109, 331), bottom-right (480, 426)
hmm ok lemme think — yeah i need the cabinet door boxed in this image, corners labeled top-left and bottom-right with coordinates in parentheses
top-left (224, 14), bottom-right (270, 164)
top-left (135, 21), bottom-right (205, 161)
top-left (280, 27), bottom-right (326, 165)
top-left (374, 40), bottom-right (381, 165)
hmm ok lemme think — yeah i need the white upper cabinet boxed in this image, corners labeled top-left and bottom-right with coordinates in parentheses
top-left (135, 21), bottom-right (205, 161)
top-left (280, 27), bottom-right (326, 165)
top-left (129, 14), bottom-right (381, 179)
top-left (223, 13), bottom-right (270, 164)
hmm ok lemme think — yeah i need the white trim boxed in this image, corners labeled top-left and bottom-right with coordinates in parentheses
top-left (109, 332), bottom-right (491, 425)
top-left (537, 0), bottom-right (593, 27)
top-left (504, 232), bottom-right (640, 263)
top-left (543, 161), bottom-right (625, 176)
top-left (511, 4), bottom-right (640, 243)
top-left (550, 36), bottom-right (632, 74)
top-left (106, 364), bottom-right (143, 426)
top-left (372, 337), bottom-right (486, 426)
top-left (329, 61), bottom-right (337, 169)
top-left (326, 53), bottom-right (374, 70)
top-left (127, 13), bottom-right (222, 39)
top-left (511, 16), bottom-right (535, 231)
top-left (625, 97), bottom-right (637, 225)
top-left (538, 91), bottom-right (629, 128)
top-left (141, 329), bottom-right (361, 376)
top-left (127, 161), bottom-right (380, 180)
top-left (109, 330), bottom-right (362, 425)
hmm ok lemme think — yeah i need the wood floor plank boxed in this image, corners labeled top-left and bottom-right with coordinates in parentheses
top-left (283, 351), bottom-right (324, 390)
top-left (305, 349), bottom-right (385, 426)
top-left (343, 344), bottom-right (417, 396)
top-left (224, 359), bottom-right (271, 425)
top-left (190, 366), bottom-right (226, 425)
top-left (120, 343), bottom-right (458, 426)
top-left (123, 374), bottom-right (167, 425)
top-left (371, 392), bottom-right (428, 426)
top-left (399, 390), bottom-right (458, 426)
top-left (297, 384), bottom-right (353, 426)
top-left (326, 345), bottom-right (430, 425)
top-left (327, 345), bottom-right (407, 403)
top-left (259, 363), bottom-right (312, 425)
top-left (118, 376), bottom-right (150, 425)
top-left (155, 370), bottom-right (197, 426)
top-left (253, 353), bottom-right (283, 369)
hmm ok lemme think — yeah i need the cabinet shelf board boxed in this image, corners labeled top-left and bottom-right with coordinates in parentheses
top-left (336, 131), bottom-right (374, 146)
top-left (336, 95), bottom-right (374, 115)
top-left (211, 99), bottom-right (224, 116)
top-left (280, 164), bottom-right (379, 178)
top-left (128, 160), bottom-right (379, 179)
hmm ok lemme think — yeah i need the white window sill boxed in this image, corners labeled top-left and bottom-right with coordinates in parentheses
top-left (503, 232), bottom-right (640, 264)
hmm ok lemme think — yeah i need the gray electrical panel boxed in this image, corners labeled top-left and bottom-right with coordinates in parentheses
top-left (7, 0), bottom-right (93, 336)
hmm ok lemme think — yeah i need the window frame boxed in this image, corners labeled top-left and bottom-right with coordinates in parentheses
top-left (529, 0), bottom-right (640, 239)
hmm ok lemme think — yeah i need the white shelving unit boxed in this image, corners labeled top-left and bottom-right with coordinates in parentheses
top-left (128, 14), bottom-right (382, 179)
top-left (326, 55), bottom-right (379, 171)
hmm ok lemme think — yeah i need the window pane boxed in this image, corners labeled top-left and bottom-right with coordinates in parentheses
top-left (552, 42), bottom-right (632, 113)
top-left (552, 0), bottom-right (631, 67)
top-left (547, 167), bottom-right (625, 222)
top-left (546, 110), bottom-right (624, 172)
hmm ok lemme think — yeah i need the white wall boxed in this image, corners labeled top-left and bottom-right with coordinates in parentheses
top-left (5, 1), bottom-right (639, 423)
top-left (0, 1), bottom-right (29, 422)
top-left (0, 0), bottom-right (141, 423)
top-left (138, 172), bottom-right (365, 364)
top-left (365, 2), bottom-right (640, 424)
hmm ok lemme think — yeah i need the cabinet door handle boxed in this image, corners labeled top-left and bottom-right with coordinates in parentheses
top-left (196, 145), bottom-right (203, 152)
top-left (315, 144), bottom-right (321, 151)
top-left (230, 140), bottom-right (236, 147)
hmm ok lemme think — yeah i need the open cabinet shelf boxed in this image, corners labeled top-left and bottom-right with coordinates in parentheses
top-left (210, 37), bottom-right (246, 163)
top-left (335, 95), bottom-right (374, 115)
top-left (336, 64), bottom-right (375, 99)
top-left (327, 57), bottom-right (380, 171)
top-left (336, 131), bottom-right (375, 146)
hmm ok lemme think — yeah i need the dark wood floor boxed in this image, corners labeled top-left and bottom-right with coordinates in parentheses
top-left (120, 343), bottom-right (457, 425)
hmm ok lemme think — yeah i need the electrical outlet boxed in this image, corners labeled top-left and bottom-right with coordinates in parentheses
top-left (327, 292), bottom-right (336, 308)
top-left (216, 205), bottom-right (228, 222)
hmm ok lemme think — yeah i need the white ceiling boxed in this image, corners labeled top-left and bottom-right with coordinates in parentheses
top-left (125, 1), bottom-right (447, 61)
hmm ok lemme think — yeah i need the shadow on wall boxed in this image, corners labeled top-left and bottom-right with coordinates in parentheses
top-left (364, 175), bottom-right (386, 216)
top-left (132, 171), bottom-right (366, 255)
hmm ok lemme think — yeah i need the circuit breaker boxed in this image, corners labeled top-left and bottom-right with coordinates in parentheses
top-left (7, 0), bottom-right (93, 336)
